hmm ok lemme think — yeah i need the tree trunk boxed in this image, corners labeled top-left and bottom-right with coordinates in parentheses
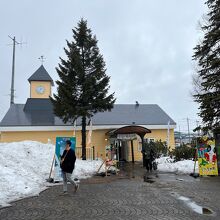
top-left (81, 116), bottom-right (86, 160)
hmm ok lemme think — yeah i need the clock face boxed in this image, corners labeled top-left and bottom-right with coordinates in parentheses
top-left (36, 86), bottom-right (45, 94)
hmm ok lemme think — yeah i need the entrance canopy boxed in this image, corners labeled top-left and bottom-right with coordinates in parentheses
top-left (108, 125), bottom-right (151, 139)
top-left (107, 125), bottom-right (151, 163)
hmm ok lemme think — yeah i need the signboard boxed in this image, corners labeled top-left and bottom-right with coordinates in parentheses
top-left (54, 137), bottom-right (76, 182)
top-left (117, 133), bottom-right (136, 140)
top-left (197, 137), bottom-right (218, 176)
top-left (215, 132), bottom-right (220, 174)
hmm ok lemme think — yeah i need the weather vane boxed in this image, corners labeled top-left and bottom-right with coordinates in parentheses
top-left (38, 55), bottom-right (45, 65)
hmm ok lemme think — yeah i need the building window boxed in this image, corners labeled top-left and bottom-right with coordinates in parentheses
top-left (144, 138), bottom-right (155, 143)
top-left (149, 138), bottom-right (155, 143)
top-left (138, 138), bottom-right (156, 152)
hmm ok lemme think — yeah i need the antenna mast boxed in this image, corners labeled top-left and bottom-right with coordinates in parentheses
top-left (8, 35), bottom-right (24, 105)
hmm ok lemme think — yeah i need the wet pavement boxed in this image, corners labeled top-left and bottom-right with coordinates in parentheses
top-left (0, 162), bottom-right (220, 220)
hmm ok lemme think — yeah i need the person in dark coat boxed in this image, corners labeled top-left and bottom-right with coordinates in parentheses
top-left (60, 140), bottom-right (79, 194)
top-left (144, 146), bottom-right (155, 172)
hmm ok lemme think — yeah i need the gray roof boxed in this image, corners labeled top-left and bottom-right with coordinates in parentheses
top-left (92, 104), bottom-right (176, 125)
top-left (0, 101), bottom-right (176, 127)
top-left (28, 65), bottom-right (54, 86)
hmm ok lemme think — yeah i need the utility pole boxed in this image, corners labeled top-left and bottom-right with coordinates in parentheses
top-left (179, 125), bottom-right (182, 146)
top-left (187, 117), bottom-right (191, 144)
top-left (8, 36), bottom-right (24, 105)
top-left (167, 120), bottom-right (170, 153)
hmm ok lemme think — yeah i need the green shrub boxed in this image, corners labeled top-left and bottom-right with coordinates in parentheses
top-left (171, 144), bottom-right (195, 162)
top-left (143, 140), bottom-right (168, 158)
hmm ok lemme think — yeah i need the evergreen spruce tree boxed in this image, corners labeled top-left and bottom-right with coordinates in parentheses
top-left (193, 0), bottom-right (220, 132)
top-left (51, 19), bottom-right (116, 159)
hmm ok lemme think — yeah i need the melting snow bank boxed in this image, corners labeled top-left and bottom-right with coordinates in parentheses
top-left (178, 196), bottom-right (204, 214)
top-left (156, 157), bottom-right (199, 174)
top-left (0, 141), bottom-right (107, 207)
top-left (171, 192), bottom-right (214, 216)
top-left (74, 159), bottom-right (107, 179)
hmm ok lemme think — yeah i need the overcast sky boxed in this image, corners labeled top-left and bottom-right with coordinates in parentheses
top-left (0, 0), bottom-right (206, 132)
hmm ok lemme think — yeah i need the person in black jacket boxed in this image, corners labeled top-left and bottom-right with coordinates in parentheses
top-left (60, 140), bottom-right (79, 194)
top-left (143, 141), bottom-right (155, 172)
top-left (144, 148), bottom-right (155, 172)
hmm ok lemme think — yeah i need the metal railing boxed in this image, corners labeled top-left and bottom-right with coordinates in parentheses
top-left (75, 146), bottom-right (95, 160)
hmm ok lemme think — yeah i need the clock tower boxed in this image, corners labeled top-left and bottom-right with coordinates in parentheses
top-left (28, 65), bottom-right (54, 99)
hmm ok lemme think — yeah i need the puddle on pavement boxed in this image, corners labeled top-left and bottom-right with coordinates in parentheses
top-left (176, 195), bottom-right (214, 215)
top-left (143, 175), bottom-right (156, 183)
top-left (144, 179), bottom-right (155, 183)
top-left (202, 207), bottom-right (213, 215)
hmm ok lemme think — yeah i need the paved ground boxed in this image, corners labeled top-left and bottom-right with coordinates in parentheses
top-left (0, 163), bottom-right (220, 220)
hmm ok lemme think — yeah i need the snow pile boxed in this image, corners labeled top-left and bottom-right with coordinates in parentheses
top-left (0, 141), bottom-right (199, 207)
top-left (0, 141), bottom-right (105, 207)
top-left (0, 141), bottom-right (54, 207)
top-left (74, 159), bottom-right (107, 179)
top-left (156, 157), bottom-right (198, 174)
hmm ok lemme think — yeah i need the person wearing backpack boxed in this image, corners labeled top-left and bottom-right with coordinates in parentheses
top-left (60, 140), bottom-right (79, 194)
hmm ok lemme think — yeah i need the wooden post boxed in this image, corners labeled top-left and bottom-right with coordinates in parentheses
top-left (131, 140), bottom-right (134, 163)
top-left (140, 135), bottom-right (145, 167)
top-left (97, 159), bottom-right (106, 173)
top-left (92, 146), bottom-right (95, 160)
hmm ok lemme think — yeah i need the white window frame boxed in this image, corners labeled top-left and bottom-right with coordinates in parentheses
top-left (149, 138), bottom-right (155, 142)
top-left (145, 138), bottom-right (156, 143)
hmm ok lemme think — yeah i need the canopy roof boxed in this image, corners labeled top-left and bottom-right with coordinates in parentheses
top-left (108, 125), bottom-right (151, 138)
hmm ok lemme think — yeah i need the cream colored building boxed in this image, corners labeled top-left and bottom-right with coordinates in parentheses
top-left (0, 65), bottom-right (176, 161)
